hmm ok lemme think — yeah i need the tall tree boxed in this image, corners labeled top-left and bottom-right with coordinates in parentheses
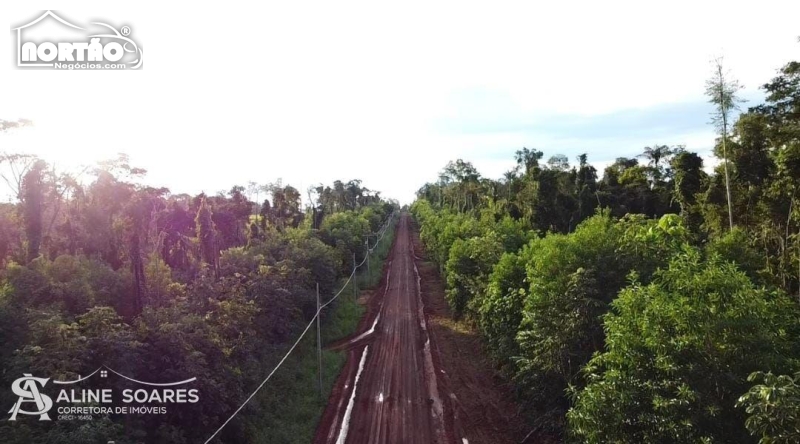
top-left (575, 153), bottom-right (598, 221)
top-left (639, 144), bottom-right (677, 185)
top-left (196, 196), bottom-right (218, 277)
top-left (515, 147), bottom-right (544, 176)
top-left (706, 57), bottom-right (745, 230)
top-left (125, 194), bottom-right (148, 315)
top-left (671, 151), bottom-right (707, 234)
top-left (21, 160), bottom-right (47, 262)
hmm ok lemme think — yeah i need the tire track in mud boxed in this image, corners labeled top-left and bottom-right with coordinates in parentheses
top-left (314, 213), bottom-right (459, 444)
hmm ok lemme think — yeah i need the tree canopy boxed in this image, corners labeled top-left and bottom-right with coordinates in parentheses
top-left (411, 49), bottom-right (800, 443)
top-left (0, 148), bottom-right (397, 443)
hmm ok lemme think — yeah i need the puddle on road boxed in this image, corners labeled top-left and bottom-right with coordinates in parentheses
top-left (413, 260), bottom-right (446, 442)
top-left (339, 265), bottom-right (392, 348)
top-left (336, 345), bottom-right (370, 444)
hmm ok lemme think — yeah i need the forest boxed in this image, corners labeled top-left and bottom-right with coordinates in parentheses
top-left (2, 44), bottom-right (799, 444)
top-left (0, 144), bottom-right (397, 443)
top-left (411, 57), bottom-right (800, 443)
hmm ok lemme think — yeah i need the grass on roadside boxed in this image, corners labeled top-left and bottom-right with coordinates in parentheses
top-left (358, 217), bottom-right (397, 289)
top-left (244, 217), bottom-right (397, 443)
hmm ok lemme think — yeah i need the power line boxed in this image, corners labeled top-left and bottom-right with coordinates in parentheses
top-left (203, 211), bottom-right (396, 443)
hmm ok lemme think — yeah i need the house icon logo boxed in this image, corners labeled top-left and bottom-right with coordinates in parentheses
top-left (12, 10), bottom-right (143, 70)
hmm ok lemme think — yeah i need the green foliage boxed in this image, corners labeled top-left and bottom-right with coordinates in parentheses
top-left (706, 227), bottom-right (768, 284)
top-left (444, 232), bottom-right (502, 318)
top-left (248, 211), bottom-right (395, 443)
top-left (0, 156), bottom-right (396, 442)
top-left (196, 196), bottom-right (219, 275)
top-left (3, 47), bottom-right (800, 444)
top-left (516, 212), bottom-right (681, 383)
top-left (21, 160), bottom-right (46, 263)
top-left (479, 209), bottom-right (533, 252)
top-left (412, 53), bottom-right (800, 443)
top-left (568, 250), bottom-right (797, 443)
top-left (738, 371), bottom-right (800, 444)
top-left (319, 210), bottom-right (371, 274)
top-left (357, 216), bottom-right (397, 289)
top-left (413, 198), bottom-right (534, 321)
top-left (672, 151), bottom-right (707, 234)
top-left (310, 179), bottom-right (387, 221)
top-left (511, 212), bottom-right (661, 433)
top-left (419, 208), bottom-right (481, 270)
top-left (478, 250), bottom-right (528, 373)
top-left (0, 417), bottom-right (131, 444)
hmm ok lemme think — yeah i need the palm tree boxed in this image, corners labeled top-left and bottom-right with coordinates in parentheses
top-left (638, 144), bottom-right (675, 184)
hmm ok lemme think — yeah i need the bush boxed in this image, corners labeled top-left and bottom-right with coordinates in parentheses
top-left (479, 249), bottom-right (529, 374)
top-left (738, 371), bottom-right (800, 444)
top-left (568, 250), bottom-right (798, 443)
top-left (444, 232), bottom-right (502, 318)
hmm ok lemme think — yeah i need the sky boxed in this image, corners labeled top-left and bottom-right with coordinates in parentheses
top-left (0, 1), bottom-right (798, 205)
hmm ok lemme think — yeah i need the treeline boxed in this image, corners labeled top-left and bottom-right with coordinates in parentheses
top-left (0, 148), bottom-right (397, 443)
top-left (411, 55), bottom-right (800, 443)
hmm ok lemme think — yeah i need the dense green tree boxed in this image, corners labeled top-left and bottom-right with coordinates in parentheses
top-left (478, 249), bottom-right (528, 373)
top-left (575, 153), bottom-right (599, 222)
top-left (269, 184), bottom-right (304, 230)
top-left (319, 210), bottom-right (371, 274)
top-left (444, 232), bottom-right (502, 318)
top-left (568, 250), bottom-right (797, 443)
top-left (639, 144), bottom-right (676, 183)
top-left (672, 150), bottom-right (707, 234)
top-left (0, 123), bottom-right (396, 441)
top-left (511, 213), bottom-right (680, 434)
top-left (738, 371), bottom-right (800, 444)
top-left (411, 50), bottom-right (800, 444)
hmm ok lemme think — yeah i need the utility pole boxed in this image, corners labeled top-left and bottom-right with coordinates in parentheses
top-left (353, 253), bottom-right (357, 301)
top-left (316, 283), bottom-right (322, 396)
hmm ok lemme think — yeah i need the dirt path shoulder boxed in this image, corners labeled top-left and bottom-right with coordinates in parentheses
top-left (409, 218), bottom-right (529, 444)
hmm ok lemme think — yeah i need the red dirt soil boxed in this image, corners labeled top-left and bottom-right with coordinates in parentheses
top-left (314, 213), bottom-right (529, 444)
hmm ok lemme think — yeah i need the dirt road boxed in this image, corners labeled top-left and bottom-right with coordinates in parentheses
top-left (314, 213), bottom-right (459, 444)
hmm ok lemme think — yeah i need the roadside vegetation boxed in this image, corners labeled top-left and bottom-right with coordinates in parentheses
top-left (250, 215), bottom-right (396, 444)
top-left (0, 147), bottom-right (397, 444)
top-left (411, 54), bottom-right (800, 443)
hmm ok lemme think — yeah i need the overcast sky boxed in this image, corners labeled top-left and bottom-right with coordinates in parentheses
top-left (1, 1), bottom-right (798, 204)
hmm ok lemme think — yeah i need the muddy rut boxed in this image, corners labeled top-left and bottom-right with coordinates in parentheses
top-left (314, 213), bottom-right (462, 444)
